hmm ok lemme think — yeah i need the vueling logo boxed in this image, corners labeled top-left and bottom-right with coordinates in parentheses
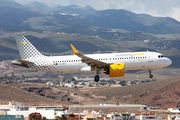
top-left (134, 53), bottom-right (144, 56)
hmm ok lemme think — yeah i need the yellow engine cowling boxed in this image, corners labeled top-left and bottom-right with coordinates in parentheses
top-left (109, 63), bottom-right (125, 77)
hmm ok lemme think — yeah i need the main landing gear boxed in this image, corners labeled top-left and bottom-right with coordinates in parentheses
top-left (94, 75), bottom-right (99, 82)
top-left (148, 69), bottom-right (153, 78)
top-left (94, 68), bottom-right (100, 82)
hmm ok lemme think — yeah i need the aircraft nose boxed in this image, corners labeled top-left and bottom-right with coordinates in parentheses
top-left (165, 58), bottom-right (172, 66)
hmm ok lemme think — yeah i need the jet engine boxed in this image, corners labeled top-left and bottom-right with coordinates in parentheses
top-left (107, 63), bottom-right (125, 77)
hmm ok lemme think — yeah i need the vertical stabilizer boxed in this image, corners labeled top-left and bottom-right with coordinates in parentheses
top-left (14, 34), bottom-right (43, 59)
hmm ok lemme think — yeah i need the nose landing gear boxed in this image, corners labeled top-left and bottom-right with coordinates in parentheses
top-left (148, 69), bottom-right (153, 78)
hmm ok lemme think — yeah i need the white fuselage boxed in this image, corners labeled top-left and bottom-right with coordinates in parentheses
top-left (45, 51), bottom-right (172, 73)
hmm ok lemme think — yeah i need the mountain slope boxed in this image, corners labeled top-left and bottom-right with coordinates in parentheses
top-left (0, 83), bottom-right (59, 105)
top-left (93, 77), bottom-right (180, 108)
top-left (0, 0), bottom-right (24, 8)
top-left (84, 9), bottom-right (180, 34)
top-left (55, 5), bottom-right (96, 15)
top-left (132, 77), bottom-right (180, 108)
top-left (84, 9), bottom-right (147, 32)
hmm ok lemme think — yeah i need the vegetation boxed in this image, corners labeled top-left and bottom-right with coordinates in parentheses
top-left (29, 114), bottom-right (37, 120)
top-left (41, 117), bottom-right (47, 120)
top-left (54, 115), bottom-right (67, 120)
top-left (68, 114), bottom-right (75, 118)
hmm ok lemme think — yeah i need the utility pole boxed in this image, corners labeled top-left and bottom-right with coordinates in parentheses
top-left (79, 91), bottom-right (81, 120)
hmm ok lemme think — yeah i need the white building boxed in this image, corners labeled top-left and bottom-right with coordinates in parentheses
top-left (107, 113), bottom-right (135, 120)
top-left (135, 113), bottom-right (162, 120)
top-left (46, 81), bottom-right (54, 85)
top-left (168, 108), bottom-right (180, 113)
top-left (7, 105), bottom-right (67, 119)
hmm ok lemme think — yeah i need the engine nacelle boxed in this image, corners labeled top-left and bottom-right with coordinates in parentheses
top-left (108, 63), bottom-right (125, 77)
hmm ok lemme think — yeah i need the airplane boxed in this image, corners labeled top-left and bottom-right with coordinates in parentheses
top-left (12, 34), bottom-right (172, 82)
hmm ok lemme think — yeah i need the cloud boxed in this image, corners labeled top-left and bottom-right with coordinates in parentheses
top-left (14, 0), bottom-right (180, 21)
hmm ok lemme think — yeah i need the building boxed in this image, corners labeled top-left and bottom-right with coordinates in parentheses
top-left (0, 111), bottom-right (5, 115)
top-left (66, 114), bottom-right (83, 120)
top-left (135, 113), bottom-right (161, 120)
top-left (83, 115), bottom-right (94, 120)
top-left (107, 113), bottom-right (135, 120)
top-left (7, 105), bottom-right (66, 119)
top-left (0, 115), bottom-right (24, 120)
top-left (69, 104), bottom-right (147, 112)
top-left (168, 108), bottom-right (180, 113)
top-left (166, 115), bottom-right (180, 120)
top-left (0, 100), bottom-right (25, 115)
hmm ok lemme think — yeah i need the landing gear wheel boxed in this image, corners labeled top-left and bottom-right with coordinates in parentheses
top-left (94, 75), bottom-right (99, 82)
top-left (149, 74), bottom-right (153, 78)
top-left (148, 69), bottom-right (153, 78)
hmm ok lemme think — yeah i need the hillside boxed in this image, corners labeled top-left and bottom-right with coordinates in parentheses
top-left (84, 9), bottom-right (180, 34)
top-left (0, 82), bottom-right (60, 105)
top-left (132, 77), bottom-right (180, 109)
top-left (0, 0), bottom-right (180, 35)
top-left (92, 77), bottom-right (180, 108)
top-left (0, 82), bottom-right (114, 106)
top-left (1, 77), bottom-right (180, 109)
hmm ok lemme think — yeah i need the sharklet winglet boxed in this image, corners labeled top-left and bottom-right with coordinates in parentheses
top-left (70, 44), bottom-right (79, 54)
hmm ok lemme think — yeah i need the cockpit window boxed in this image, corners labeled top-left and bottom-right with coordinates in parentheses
top-left (158, 55), bottom-right (164, 58)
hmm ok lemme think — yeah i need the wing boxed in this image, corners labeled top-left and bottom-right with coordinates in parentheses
top-left (70, 44), bottom-right (109, 69)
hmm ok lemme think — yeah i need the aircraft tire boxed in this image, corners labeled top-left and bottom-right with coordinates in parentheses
top-left (149, 74), bottom-right (153, 78)
top-left (94, 75), bottom-right (99, 82)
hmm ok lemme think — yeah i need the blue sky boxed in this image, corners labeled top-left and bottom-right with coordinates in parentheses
top-left (14, 0), bottom-right (180, 21)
